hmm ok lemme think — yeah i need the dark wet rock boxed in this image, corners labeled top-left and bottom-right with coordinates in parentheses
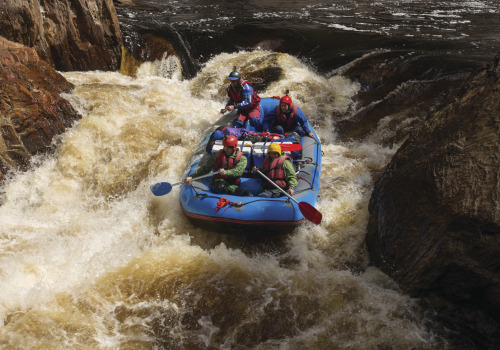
top-left (119, 26), bottom-right (200, 78)
top-left (366, 53), bottom-right (500, 344)
top-left (0, 37), bottom-right (80, 182)
top-left (252, 39), bottom-right (285, 51)
top-left (120, 33), bottom-right (179, 77)
top-left (249, 66), bottom-right (283, 93)
top-left (0, 0), bottom-right (122, 71)
top-left (343, 51), bottom-right (468, 106)
top-left (129, 33), bottom-right (179, 62)
top-left (336, 51), bottom-right (472, 146)
top-left (336, 73), bottom-right (469, 146)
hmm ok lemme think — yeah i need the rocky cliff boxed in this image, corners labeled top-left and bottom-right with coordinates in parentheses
top-left (0, 36), bottom-right (81, 182)
top-left (366, 54), bottom-right (500, 342)
top-left (0, 0), bottom-right (122, 71)
top-left (0, 0), bottom-right (123, 183)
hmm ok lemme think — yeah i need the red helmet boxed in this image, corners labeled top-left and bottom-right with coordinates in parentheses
top-left (223, 135), bottom-right (238, 148)
top-left (280, 95), bottom-right (292, 105)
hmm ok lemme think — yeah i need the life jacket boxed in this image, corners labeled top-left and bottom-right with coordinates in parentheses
top-left (212, 149), bottom-right (243, 185)
top-left (261, 155), bottom-right (292, 190)
top-left (275, 103), bottom-right (298, 130)
top-left (227, 80), bottom-right (261, 110)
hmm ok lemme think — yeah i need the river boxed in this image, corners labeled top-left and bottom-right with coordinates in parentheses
top-left (0, 0), bottom-right (499, 349)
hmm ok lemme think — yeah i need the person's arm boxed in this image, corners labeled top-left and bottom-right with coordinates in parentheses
top-left (296, 107), bottom-right (313, 136)
top-left (225, 97), bottom-right (235, 108)
top-left (252, 155), bottom-right (267, 173)
top-left (225, 154), bottom-right (247, 178)
top-left (252, 165), bottom-right (262, 172)
top-left (283, 159), bottom-right (298, 190)
top-left (221, 87), bottom-right (235, 113)
top-left (191, 155), bottom-right (217, 178)
top-left (235, 84), bottom-right (253, 109)
top-left (262, 106), bottom-right (277, 131)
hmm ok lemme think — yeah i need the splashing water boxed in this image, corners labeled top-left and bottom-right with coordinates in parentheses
top-left (0, 51), bottom-right (444, 349)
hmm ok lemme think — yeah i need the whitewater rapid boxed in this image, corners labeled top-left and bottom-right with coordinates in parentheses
top-left (0, 51), bottom-right (443, 349)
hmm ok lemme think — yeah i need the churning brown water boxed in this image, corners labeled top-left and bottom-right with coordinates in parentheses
top-left (0, 51), bottom-right (445, 348)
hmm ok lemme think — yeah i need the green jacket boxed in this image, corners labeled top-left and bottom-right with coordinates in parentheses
top-left (192, 149), bottom-right (248, 192)
top-left (257, 153), bottom-right (298, 191)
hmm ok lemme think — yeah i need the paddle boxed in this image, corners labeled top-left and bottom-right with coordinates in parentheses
top-left (255, 169), bottom-right (322, 225)
top-left (150, 172), bottom-right (215, 196)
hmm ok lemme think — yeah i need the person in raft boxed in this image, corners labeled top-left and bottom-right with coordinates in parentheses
top-left (220, 66), bottom-right (261, 129)
top-left (184, 135), bottom-right (253, 197)
top-left (263, 91), bottom-right (315, 139)
top-left (251, 143), bottom-right (298, 198)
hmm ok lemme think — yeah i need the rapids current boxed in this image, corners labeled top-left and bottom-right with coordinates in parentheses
top-left (0, 51), bottom-right (445, 348)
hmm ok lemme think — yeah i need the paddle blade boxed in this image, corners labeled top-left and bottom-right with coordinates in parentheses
top-left (150, 182), bottom-right (173, 196)
top-left (280, 143), bottom-right (302, 151)
top-left (298, 202), bottom-right (322, 225)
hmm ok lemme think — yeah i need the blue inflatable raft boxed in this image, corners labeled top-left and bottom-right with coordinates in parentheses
top-left (179, 98), bottom-right (322, 234)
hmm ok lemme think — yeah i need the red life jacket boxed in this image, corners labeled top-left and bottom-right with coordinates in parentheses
top-left (275, 103), bottom-right (298, 130)
top-left (261, 155), bottom-right (292, 190)
top-left (212, 149), bottom-right (243, 185)
top-left (227, 80), bottom-right (261, 110)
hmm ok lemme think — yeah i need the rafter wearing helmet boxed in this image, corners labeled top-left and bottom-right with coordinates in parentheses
top-left (184, 134), bottom-right (253, 196)
top-left (263, 90), bottom-right (315, 139)
top-left (220, 66), bottom-right (262, 129)
top-left (252, 142), bottom-right (298, 198)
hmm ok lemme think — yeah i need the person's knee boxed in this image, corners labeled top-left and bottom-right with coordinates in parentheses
top-left (212, 181), bottom-right (229, 194)
top-left (234, 187), bottom-right (253, 197)
top-left (294, 126), bottom-right (305, 137)
top-left (257, 191), bottom-right (273, 198)
top-left (249, 117), bottom-right (261, 128)
top-left (233, 119), bottom-right (244, 128)
top-left (272, 126), bottom-right (284, 135)
top-left (291, 150), bottom-right (301, 159)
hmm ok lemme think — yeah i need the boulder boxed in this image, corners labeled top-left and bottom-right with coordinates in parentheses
top-left (0, 36), bottom-right (80, 182)
top-left (0, 0), bottom-right (122, 71)
top-left (366, 53), bottom-right (500, 324)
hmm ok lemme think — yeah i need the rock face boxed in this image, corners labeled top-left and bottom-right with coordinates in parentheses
top-left (120, 33), bottom-right (180, 77)
top-left (0, 0), bottom-right (122, 71)
top-left (0, 0), bottom-right (123, 182)
top-left (366, 54), bottom-right (500, 323)
top-left (335, 51), bottom-right (471, 146)
top-left (0, 36), bottom-right (80, 182)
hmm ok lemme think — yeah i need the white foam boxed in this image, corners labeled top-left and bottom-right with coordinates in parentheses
top-left (0, 50), bottom-right (440, 348)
